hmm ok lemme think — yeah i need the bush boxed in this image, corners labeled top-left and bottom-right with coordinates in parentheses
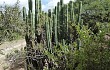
top-left (43, 23), bottom-right (110, 70)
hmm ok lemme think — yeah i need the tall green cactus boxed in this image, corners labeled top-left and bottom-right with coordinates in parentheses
top-left (48, 9), bottom-right (53, 39)
top-left (23, 0), bottom-right (33, 70)
top-left (58, 0), bottom-right (65, 41)
top-left (45, 17), bottom-right (51, 52)
top-left (80, 1), bottom-right (83, 28)
top-left (75, 1), bottom-right (83, 49)
top-left (60, 0), bottom-right (63, 6)
top-left (35, 0), bottom-right (39, 38)
top-left (46, 9), bottom-right (52, 53)
top-left (28, 0), bottom-right (33, 49)
top-left (66, 4), bottom-right (69, 33)
top-left (70, 1), bottom-right (74, 23)
top-left (28, 0), bottom-right (33, 32)
top-left (39, 0), bottom-right (42, 13)
top-left (45, 16), bottom-right (49, 49)
top-left (45, 13), bottom-right (48, 48)
top-left (78, 1), bottom-right (83, 25)
top-left (22, 7), bottom-right (28, 36)
top-left (23, 7), bottom-right (26, 21)
top-left (28, 10), bottom-right (33, 38)
top-left (28, 0), bottom-right (32, 12)
top-left (63, 4), bottom-right (69, 41)
top-left (57, 2), bottom-right (60, 41)
top-left (60, 0), bottom-right (64, 32)
top-left (23, 0), bottom-right (84, 69)
top-left (54, 6), bottom-right (58, 45)
top-left (35, 0), bottom-right (42, 44)
top-left (25, 0), bottom-right (83, 56)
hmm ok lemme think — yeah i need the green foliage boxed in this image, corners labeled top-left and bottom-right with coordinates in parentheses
top-left (78, 0), bottom-right (110, 23)
top-left (74, 22), bottom-right (110, 70)
top-left (43, 23), bottom-right (110, 70)
top-left (0, 1), bottom-right (25, 42)
top-left (23, 0), bottom-right (110, 70)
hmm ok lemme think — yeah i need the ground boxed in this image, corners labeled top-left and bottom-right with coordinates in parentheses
top-left (0, 39), bottom-right (26, 70)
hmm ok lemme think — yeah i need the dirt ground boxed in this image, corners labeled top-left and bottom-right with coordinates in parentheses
top-left (0, 39), bottom-right (26, 70)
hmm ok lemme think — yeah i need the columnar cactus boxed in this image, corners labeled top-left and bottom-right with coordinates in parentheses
top-left (25, 0), bottom-right (82, 49)
top-left (45, 9), bottom-right (53, 53)
top-left (28, 0), bottom-right (32, 12)
top-left (66, 4), bottom-right (69, 33)
top-left (23, 0), bottom-right (83, 69)
top-left (57, 2), bottom-right (60, 41)
top-left (74, 1), bottom-right (82, 49)
top-left (78, 1), bottom-right (83, 25)
top-left (71, 1), bottom-right (74, 23)
top-left (23, 7), bottom-right (26, 21)
top-left (35, 0), bottom-right (39, 38)
top-left (60, 0), bottom-right (63, 6)
top-left (22, 7), bottom-right (28, 36)
top-left (58, 0), bottom-right (65, 41)
top-left (23, 0), bottom-right (33, 70)
top-left (48, 9), bottom-right (53, 39)
top-left (28, 0), bottom-right (33, 33)
top-left (39, 0), bottom-right (42, 13)
top-left (35, 0), bottom-right (43, 44)
top-left (45, 15), bottom-right (49, 49)
top-left (54, 6), bottom-right (58, 45)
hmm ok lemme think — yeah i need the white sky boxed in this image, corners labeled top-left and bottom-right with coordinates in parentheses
top-left (43, 0), bottom-right (74, 11)
top-left (0, 0), bottom-right (74, 11)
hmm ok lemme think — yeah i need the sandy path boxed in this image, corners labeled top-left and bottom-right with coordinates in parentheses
top-left (0, 39), bottom-right (26, 70)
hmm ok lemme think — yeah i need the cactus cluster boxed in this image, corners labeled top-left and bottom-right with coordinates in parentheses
top-left (22, 0), bottom-right (83, 54)
top-left (23, 0), bottom-right (83, 69)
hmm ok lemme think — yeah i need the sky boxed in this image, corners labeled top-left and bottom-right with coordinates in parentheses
top-left (0, 0), bottom-right (73, 11)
